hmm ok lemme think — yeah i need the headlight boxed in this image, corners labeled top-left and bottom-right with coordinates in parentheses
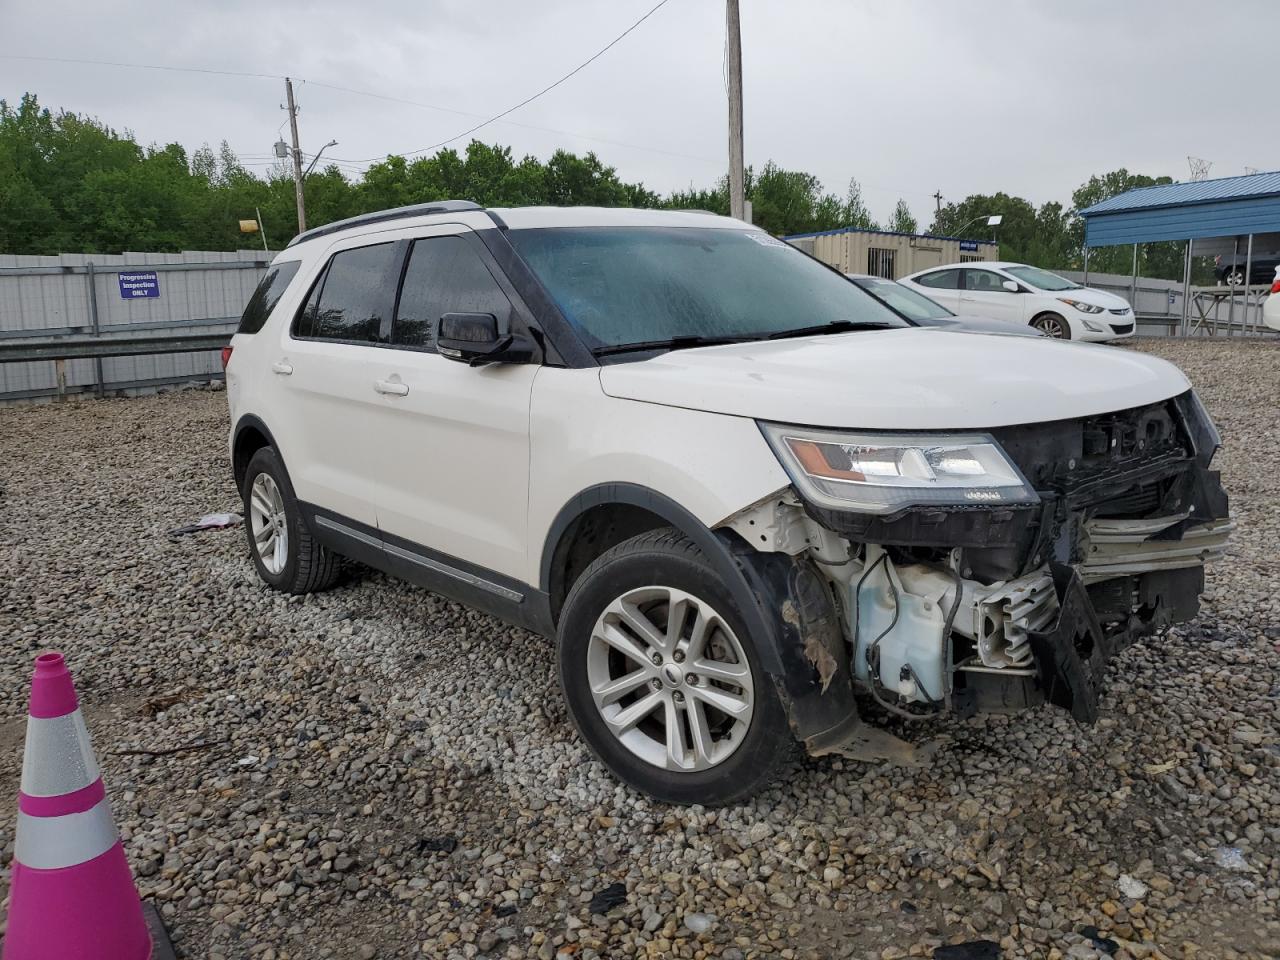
top-left (759, 423), bottom-right (1038, 514)
top-left (1058, 297), bottom-right (1104, 314)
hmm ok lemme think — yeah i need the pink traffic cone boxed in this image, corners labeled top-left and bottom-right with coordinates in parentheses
top-left (3, 652), bottom-right (152, 960)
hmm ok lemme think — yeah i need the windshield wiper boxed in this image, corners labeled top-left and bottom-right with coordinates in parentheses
top-left (592, 334), bottom-right (750, 357)
top-left (764, 320), bottom-right (898, 340)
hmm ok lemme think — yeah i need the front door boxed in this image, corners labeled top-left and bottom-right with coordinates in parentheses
top-left (362, 227), bottom-right (538, 582)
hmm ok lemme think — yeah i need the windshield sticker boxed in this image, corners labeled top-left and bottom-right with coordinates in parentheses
top-left (745, 232), bottom-right (787, 248)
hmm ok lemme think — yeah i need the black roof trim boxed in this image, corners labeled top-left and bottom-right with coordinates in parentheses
top-left (287, 200), bottom-right (484, 247)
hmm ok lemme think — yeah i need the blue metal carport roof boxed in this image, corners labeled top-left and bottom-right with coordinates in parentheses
top-left (1078, 170), bottom-right (1280, 247)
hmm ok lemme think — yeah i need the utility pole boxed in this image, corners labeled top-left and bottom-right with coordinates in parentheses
top-left (726, 0), bottom-right (745, 221)
top-left (285, 78), bottom-right (307, 234)
top-left (933, 190), bottom-right (943, 216)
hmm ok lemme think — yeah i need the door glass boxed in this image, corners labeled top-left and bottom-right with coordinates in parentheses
top-left (298, 243), bottom-right (395, 342)
top-left (964, 270), bottom-right (1008, 292)
top-left (392, 236), bottom-right (513, 350)
top-left (915, 269), bottom-right (961, 289)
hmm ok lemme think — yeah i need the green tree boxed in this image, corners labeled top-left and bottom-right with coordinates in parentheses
top-left (841, 179), bottom-right (877, 230)
top-left (888, 199), bottom-right (917, 234)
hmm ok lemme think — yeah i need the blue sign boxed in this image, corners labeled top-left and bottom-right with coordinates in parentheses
top-left (959, 240), bottom-right (979, 252)
top-left (118, 271), bottom-right (160, 299)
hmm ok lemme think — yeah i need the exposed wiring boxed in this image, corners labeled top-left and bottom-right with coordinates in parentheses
top-left (858, 550), bottom-right (941, 722)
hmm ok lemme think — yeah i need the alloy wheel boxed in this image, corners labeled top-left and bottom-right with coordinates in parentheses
top-left (586, 586), bottom-right (754, 772)
top-left (1033, 315), bottom-right (1067, 338)
top-left (249, 473), bottom-right (289, 575)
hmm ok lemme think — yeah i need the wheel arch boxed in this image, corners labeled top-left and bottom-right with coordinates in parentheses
top-left (1030, 310), bottom-right (1070, 337)
top-left (541, 483), bottom-right (781, 671)
top-left (540, 482), bottom-right (865, 749)
top-left (232, 414), bottom-right (279, 493)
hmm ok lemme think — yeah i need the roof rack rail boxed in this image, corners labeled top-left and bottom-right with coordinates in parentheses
top-left (286, 200), bottom-right (484, 248)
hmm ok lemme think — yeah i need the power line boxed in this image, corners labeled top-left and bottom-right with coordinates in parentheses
top-left (0, 54), bottom-right (278, 81)
top-left (303, 80), bottom-right (717, 168)
top-left (3, 38), bottom-right (714, 169)
top-left (349, 0), bottom-right (675, 163)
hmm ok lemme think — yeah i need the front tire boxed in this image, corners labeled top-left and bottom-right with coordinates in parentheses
top-left (1031, 312), bottom-right (1071, 339)
top-left (242, 446), bottom-right (341, 594)
top-left (557, 529), bottom-right (794, 806)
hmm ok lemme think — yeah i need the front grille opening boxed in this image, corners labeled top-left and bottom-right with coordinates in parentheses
top-left (1094, 482), bottom-right (1163, 518)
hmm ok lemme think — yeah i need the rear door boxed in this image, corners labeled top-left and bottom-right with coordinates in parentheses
top-left (362, 226), bottom-right (539, 582)
top-left (907, 268), bottom-right (963, 310)
top-left (267, 240), bottom-right (401, 528)
top-left (959, 268), bottom-right (1026, 323)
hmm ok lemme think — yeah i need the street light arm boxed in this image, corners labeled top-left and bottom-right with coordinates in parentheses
top-left (953, 213), bottom-right (994, 237)
top-left (303, 140), bottom-right (338, 179)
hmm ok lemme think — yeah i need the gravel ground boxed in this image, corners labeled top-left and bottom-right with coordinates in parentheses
top-left (0, 338), bottom-right (1277, 960)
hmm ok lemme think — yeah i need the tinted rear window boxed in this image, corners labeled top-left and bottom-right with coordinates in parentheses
top-left (238, 261), bottom-right (301, 334)
top-left (915, 269), bottom-right (961, 290)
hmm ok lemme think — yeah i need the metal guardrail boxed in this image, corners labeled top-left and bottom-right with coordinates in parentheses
top-left (0, 330), bottom-right (232, 400)
top-left (0, 332), bottom-right (231, 362)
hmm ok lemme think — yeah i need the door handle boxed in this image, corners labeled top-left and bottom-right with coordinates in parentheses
top-left (374, 378), bottom-right (409, 397)
top-left (271, 360), bottom-right (294, 375)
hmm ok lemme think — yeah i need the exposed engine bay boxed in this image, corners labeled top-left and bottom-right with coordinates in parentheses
top-left (724, 390), bottom-right (1232, 731)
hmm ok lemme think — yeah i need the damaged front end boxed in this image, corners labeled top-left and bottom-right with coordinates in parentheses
top-left (722, 390), bottom-right (1231, 752)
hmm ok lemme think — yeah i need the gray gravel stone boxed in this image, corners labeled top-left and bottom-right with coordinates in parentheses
top-left (0, 341), bottom-right (1276, 959)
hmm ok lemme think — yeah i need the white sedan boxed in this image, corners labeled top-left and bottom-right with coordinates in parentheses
top-left (899, 261), bottom-right (1136, 342)
top-left (1264, 266), bottom-right (1280, 332)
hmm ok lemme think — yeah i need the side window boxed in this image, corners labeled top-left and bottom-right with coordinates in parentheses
top-left (392, 236), bottom-right (513, 350)
top-left (915, 269), bottom-right (960, 289)
top-left (965, 270), bottom-right (1007, 292)
top-left (294, 243), bottom-right (396, 343)
top-left (239, 261), bottom-right (301, 334)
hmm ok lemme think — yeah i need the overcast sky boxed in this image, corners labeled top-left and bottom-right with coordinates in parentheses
top-left (3, 0), bottom-right (1277, 225)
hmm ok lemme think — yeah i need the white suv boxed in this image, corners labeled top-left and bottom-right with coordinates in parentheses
top-left (226, 203), bottom-right (1231, 805)
top-left (900, 261), bottom-right (1137, 341)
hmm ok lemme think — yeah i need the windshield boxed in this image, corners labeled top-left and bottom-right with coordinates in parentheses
top-left (508, 227), bottom-right (906, 352)
top-left (1004, 265), bottom-right (1080, 291)
top-left (852, 277), bottom-right (953, 321)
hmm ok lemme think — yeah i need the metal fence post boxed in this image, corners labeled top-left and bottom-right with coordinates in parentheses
top-left (1130, 244), bottom-right (1138, 310)
top-left (1180, 239), bottom-right (1193, 337)
top-left (86, 262), bottom-right (104, 397)
top-left (1244, 233), bottom-right (1254, 335)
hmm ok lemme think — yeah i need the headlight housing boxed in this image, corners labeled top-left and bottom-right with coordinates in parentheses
top-left (1058, 297), bottom-right (1104, 314)
top-left (759, 423), bottom-right (1038, 514)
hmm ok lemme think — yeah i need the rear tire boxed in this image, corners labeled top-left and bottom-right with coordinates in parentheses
top-left (1031, 312), bottom-right (1071, 339)
top-left (242, 446), bottom-right (341, 594)
top-left (557, 528), bottom-right (794, 806)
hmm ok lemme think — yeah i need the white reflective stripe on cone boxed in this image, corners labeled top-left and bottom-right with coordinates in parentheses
top-left (15, 798), bottom-right (119, 870)
top-left (21, 710), bottom-right (100, 797)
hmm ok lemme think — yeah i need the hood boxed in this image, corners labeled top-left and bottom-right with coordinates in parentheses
top-left (1057, 286), bottom-right (1130, 310)
top-left (916, 314), bottom-right (1044, 337)
top-left (598, 328), bottom-right (1189, 430)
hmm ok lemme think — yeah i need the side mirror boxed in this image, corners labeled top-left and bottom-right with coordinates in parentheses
top-left (1001, 280), bottom-right (1020, 293)
top-left (436, 312), bottom-right (534, 366)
